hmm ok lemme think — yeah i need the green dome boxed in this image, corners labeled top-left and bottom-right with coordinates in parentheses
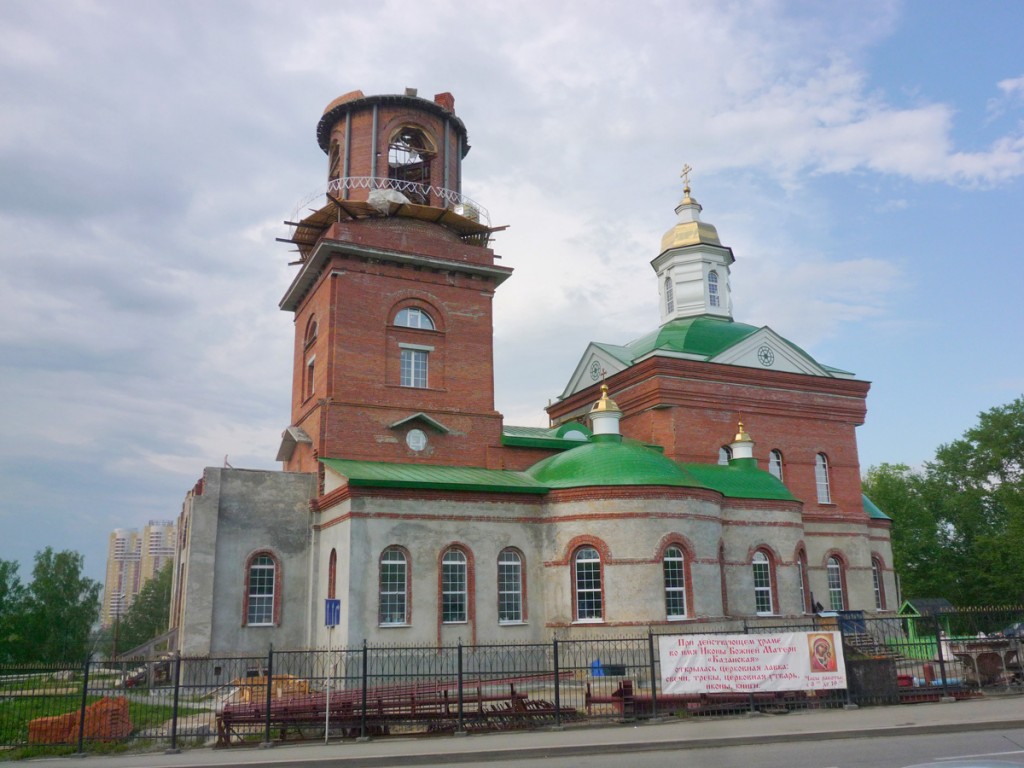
top-left (526, 438), bottom-right (704, 489)
top-left (627, 316), bottom-right (760, 359)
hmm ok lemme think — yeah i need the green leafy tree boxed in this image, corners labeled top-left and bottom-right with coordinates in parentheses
top-left (115, 562), bottom-right (173, 655)
top-left (23, 548), bottom-right (101, 662)
top-left (0, 559), bottom-right (28, 662)
top-left (865, 397), bottom-right (1024, 606)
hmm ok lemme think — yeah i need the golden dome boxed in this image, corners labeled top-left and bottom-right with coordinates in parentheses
top-left (733, 421), bottom-right (752, 443)
top-left (589, 384), bottom-right (621, 415)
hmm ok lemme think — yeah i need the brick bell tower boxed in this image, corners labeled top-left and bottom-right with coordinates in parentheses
top-left (276, 89), bottom-right (512, 476)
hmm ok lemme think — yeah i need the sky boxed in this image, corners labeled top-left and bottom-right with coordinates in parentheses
top-left (1, 0), bottom-right (1022, 587)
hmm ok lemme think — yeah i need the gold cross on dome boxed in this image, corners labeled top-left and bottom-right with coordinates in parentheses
top-left (680, 164), bottom-right (692, 188)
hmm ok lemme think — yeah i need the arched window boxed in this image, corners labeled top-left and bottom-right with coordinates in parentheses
top-left (388, 127), bottom-right (435, 201)
top-left (872, 557), bottom-right (886, 610)
top-left (768, 449), bottom-right (784, 481)
top-left (327, 548), bottom-right (337, 601)
top-left (752, 550), bottom-right (773, 615)
top-left (664, 276), bottom-right (674, 313)
top-left (244, 552), bottom-right (279, 626)
top-left (379, 547), bottom-right (408, 626)
top-left (815, 453), bottom-right (832, 503)
top-left (573, 546), bottom-right (603, 621)
top-left (798, 550), bottom-right (811, 614)
top-left (497, 549), bottom-right (524, 624)
top-left (708, 270), bottom-right (720, 307)
top-left (304, 316), bottom-right (318, 346)
top-left (663, 545), bottom-right (687, 620)
top-left (394, 307), bottom-right (435, 330)
top-left (718, 445), bottom-right (732, 465)
top-left (827, 556), bottom-right (845, 611)
top-left (441, 549), bottom-right (468, 623)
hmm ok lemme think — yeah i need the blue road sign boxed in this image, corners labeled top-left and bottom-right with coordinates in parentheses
top-left (325, 598), bottom-right (341, 628)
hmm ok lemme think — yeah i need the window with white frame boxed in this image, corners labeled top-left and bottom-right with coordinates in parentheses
top-left (574, 546), bottom-right (602, 621)
top-left (769, 449), bottom-right (784, 481)
top-left (379, 547), bottom-right (408, 625)
top-left (827, 556), bottom-right (845, 611)
top-left (663, 545), bottom-right (687, 620)
top-left (872, 557), bottom-right (885, 610)
top-left (665, 276), bottom-right (674, 313)
top-left (395, 307), bottom-right (435, 330)
top-left (752, 551), bottom-right (773, 615)
top-left (708, 270), bottom-right (720, 307)
top-left (718, 445), bottom-right (732, 465)
top-left (442, 549), bottom-right (468, 623)
top-left (497, 549), bottom-right (523, 623)
top-left (400, 347), bottom-right (429, 388)
top-left (246, 554), bottom-right (276, 626)
top-left (815, 453), bottom-right (832, 503)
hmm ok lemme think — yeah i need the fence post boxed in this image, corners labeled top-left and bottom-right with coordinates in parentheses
top-left (166, 651), bottom-right (182, 754)
top-left (359, 640), bottom-right (368, 741)
top-left (456, 642), bottom-right (465, 735)
top-left (552, 637), bottom-right (562, 728)
top-left (837, 616), bottom-right (853, 707)
top-left (647, 632), bottom-right (659, 719)
top-left (76, 657), bottom-right (90, 754)
top-left (933, 613), bottom-right (949, 697)
top-left (262, 644), bottom-right (274, 748)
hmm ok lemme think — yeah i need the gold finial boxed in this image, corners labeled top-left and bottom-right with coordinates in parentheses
top-left (590, 383), bottom-right (621, 414)
top-left (733, 421), bottom-right (751, 443)
top-left (680, 163), bottom-right (692, 196)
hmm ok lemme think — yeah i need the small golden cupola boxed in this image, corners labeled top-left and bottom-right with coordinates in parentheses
top-left (729, 421), bottom-right (755, 461)
top-left (588, 384), bottom-right (623, 438)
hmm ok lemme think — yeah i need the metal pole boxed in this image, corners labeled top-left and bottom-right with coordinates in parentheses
top-left (456, 642), bottom-right (465, 734)
top-left (648, 632), bottom-right (659, 719)
top-left (76, 657), bottom-right (90, 754)
top-left (262, 644), bottom-right (274, 747)
top-left (166, 651), bottom-right (182, 754)
top-left (359, 640), bottom-right (368, 740)
top-left (324, 630), bottom-right (333, 744)
top-left (934, 613), bottom-right (949, 697)
top-left (552, 638), bottom-right (561, 728)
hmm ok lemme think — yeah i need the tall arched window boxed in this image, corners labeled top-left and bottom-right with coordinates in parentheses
top-left (379, 547), bottom-right (408, 626)
top-left (872, 557), bottom-right (886, 610)
top-left (573, 546), bottom-right (603, 621)
top-left (394, 307), bottom-right (435, 330)
top-left (497, 549), bottom-right (524, 624)
top-left (815, 453), bottom-right (832, 503)
top-left (244, 552), bottom-right (279, 626)
top-left (708, 270), bottom-right (720, 307)
top-left (441, 549), bottom-right (468, 623)
top-left (827, 556), bottom-right (845, 611)
top-left (718, 445), bottom-right (732, 465)
top-left (388, 127), bottom-right (435, 201)
top-left (769, 449), bottom-right (784, 481)
top-left (327, 548), bottom-right (337, 600)
top-left (664, 276), bottom-right (674, 313)
top-left (304, 316), bottom-right (318, 346)
top-left (752, 550), bottom-right (773, 615)
top-left (663, 545), bottom-right (687, 620)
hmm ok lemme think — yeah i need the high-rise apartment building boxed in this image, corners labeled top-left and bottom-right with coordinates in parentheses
top-left (101, 520), bottom-right (175, 627)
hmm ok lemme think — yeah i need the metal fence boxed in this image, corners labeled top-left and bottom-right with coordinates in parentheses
top-left (1, 607), bottom-right (1020, 754)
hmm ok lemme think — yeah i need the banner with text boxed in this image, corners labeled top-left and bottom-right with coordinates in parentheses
top-left (658, 631), bottom-right (847, 694)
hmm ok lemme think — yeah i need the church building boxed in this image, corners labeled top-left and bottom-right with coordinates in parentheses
top-left (168, 89), bottom-right (894, 655)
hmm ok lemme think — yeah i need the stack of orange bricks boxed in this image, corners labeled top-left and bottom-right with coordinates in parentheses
top-left (28, 696), bottom-right (132, 745)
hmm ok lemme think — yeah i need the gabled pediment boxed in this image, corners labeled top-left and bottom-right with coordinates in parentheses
top-left (388, 412), bottom-right (452, 433)
top-left (559, 343), bottom-right (631, 399)
top-left (709, 327), bottom-right (832, 377)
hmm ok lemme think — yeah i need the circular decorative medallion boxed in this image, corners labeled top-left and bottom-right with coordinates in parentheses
top-left (757, 345), bottom-right (775, 367)
top-left (590, 360), bottom-right (602, 381)
top-left (406, 429), bottom-right (427, 452)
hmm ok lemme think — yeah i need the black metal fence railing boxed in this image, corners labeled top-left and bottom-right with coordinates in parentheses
top-left (1, 607), bottom-right (1020, 753)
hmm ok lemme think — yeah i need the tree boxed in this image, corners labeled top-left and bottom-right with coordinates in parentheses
top-left (115, 562), bottom-right (173, 655)
top-left (864, 397), bottom-right (1024, 606)
top-left (23, 548), bottom-right (101, 662)
top-left (0, 559), bottom-right (28, 662)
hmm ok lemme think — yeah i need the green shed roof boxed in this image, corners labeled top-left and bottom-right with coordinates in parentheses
top-left (320, 458), bottom-right (548, 494)
top-left (861, 493), bottom-right (892, 520)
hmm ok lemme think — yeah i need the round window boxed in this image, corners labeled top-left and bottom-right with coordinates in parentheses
top-left (406, 429), bottom-right (427, 452)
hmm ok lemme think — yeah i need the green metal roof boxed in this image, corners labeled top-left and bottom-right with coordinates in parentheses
top-left (525, 437), bottom-right (704, 489)
top-left (683, 459), bottom-right (799, 501)
top-left (320, 458), bottom-right (548, 494)
top-left (501, 423), bottom-right (593, 450)
top-left (861, 493), bottom-right (892, 520)
top-left (626, 316), bottom-right (761, 359)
